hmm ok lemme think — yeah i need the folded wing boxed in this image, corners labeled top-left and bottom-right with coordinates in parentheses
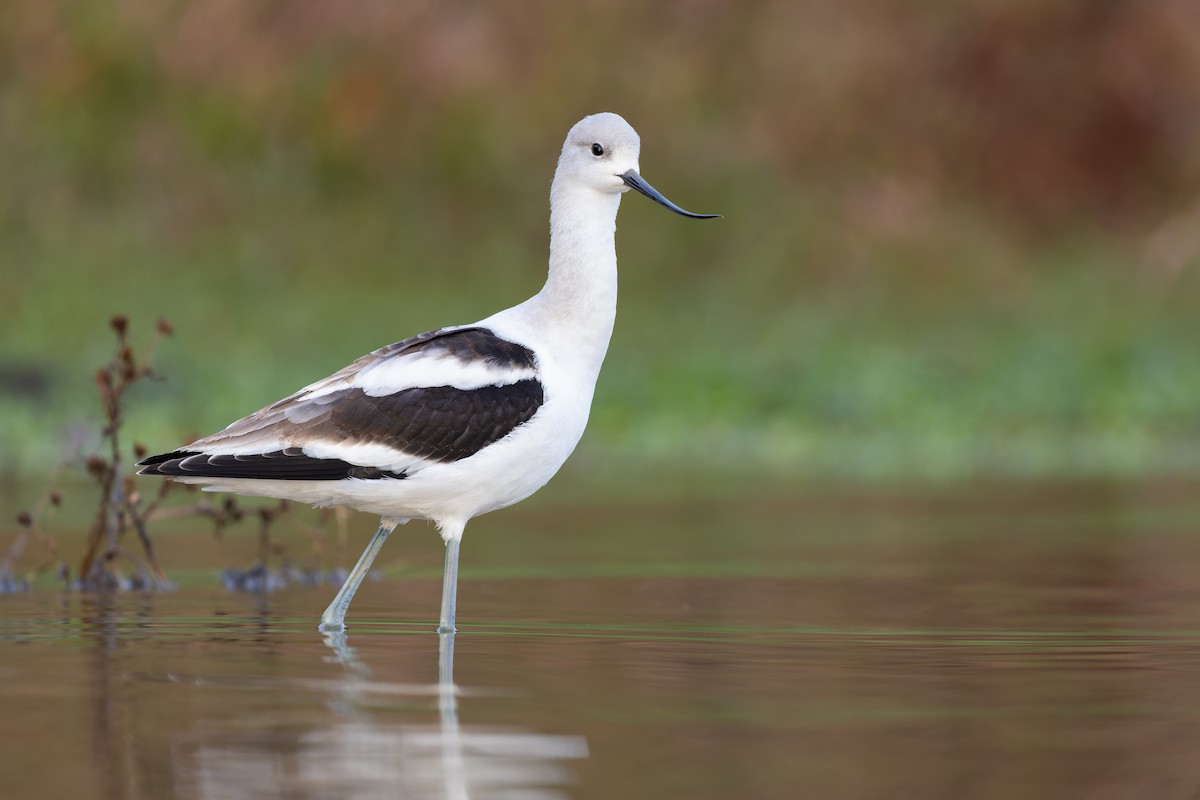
top-left (138, 327), bottom-right (545, 481)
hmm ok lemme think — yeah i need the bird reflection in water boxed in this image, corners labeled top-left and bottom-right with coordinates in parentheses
top-left (172, 632), bottom-right (589, 799)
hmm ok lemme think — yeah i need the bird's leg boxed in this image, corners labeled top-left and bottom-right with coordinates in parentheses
top-left (318, 518), bottom-right (399, 632)
top-left (437, 523), bottom-right (465, 634)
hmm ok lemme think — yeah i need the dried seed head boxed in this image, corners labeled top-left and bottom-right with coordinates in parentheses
top-left (16, 511), bottom-right (33, 527)
top-left (49, 491), bottom-right (62, 508)
top-left (133, 442), bottom-right (147, 459)
top-left (110, 315), bottom-right (129, 336)
top-left (85, 456), bottom-right (108, 478)
top-left (156, 316), bottom-right (174, 336)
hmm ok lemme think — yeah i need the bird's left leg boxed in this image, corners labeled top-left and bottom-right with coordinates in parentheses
top-left (318, 517), bottom-right (403, 631)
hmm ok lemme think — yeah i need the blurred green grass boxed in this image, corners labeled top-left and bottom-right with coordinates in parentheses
top-left (2, 2), bottom-right (1199, 483)
top-left (5, 184), bottom-right (1198, 482)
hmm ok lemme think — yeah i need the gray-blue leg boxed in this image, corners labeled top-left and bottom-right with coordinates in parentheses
top-left (318, 518), bottom-right (399, 632)
top-left (437, 527), bottom-right (464, 634)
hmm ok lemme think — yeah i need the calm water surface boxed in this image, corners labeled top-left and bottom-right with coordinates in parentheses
top-left (3, 481), bottom-right (1200, 799)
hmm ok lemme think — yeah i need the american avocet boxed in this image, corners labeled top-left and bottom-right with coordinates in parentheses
top-left (138, 112), bottom-right (718, 633)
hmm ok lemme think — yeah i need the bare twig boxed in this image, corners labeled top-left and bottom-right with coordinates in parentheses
top-left (79, 315), bottom-right (174, 589)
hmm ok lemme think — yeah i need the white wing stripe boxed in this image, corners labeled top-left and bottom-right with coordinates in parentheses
top-left (355, 350), bottom-right (536, 396)
top-left (299, 441), bottom-right (439, 473)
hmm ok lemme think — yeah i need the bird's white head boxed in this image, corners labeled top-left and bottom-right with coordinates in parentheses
top-left (558, 112), bottom-right (643, 195)
top-left (555, 112), bottom-right (720, 219)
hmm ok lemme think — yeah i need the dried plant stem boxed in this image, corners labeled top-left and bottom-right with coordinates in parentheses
top-left (79, 315), bottom-right (174, 589)
top-left (5, 314), bottom-right (325, 594)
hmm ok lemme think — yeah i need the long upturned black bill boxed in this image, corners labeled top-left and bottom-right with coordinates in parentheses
top-left (621, 170), bottom-right (720, 219)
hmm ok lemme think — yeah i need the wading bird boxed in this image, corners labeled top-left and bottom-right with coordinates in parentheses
top-left (138, 112), bottom-right (718, 633)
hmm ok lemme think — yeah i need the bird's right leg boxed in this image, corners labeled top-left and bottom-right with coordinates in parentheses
top-left (437, 520), bottom-right (467, 634)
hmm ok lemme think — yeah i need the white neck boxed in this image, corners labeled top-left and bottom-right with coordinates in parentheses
top-left (522, 178), bottom-right (622, 376)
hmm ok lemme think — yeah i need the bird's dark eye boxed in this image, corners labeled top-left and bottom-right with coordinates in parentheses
top-left (591, 143), bottom-right (604, 157)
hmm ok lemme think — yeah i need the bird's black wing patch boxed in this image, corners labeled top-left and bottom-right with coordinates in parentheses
top-left (138, 378), bottom-right (546, 480)
top-left (138, 448), bottom-right (407, 481)
top-left (421, 327), bottom-right (539, 371)
top-left (309, 379), bottom-right (546, 462)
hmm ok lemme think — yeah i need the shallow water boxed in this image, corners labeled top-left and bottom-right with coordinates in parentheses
top-left (3, 481), bottom-right (1200, 799)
